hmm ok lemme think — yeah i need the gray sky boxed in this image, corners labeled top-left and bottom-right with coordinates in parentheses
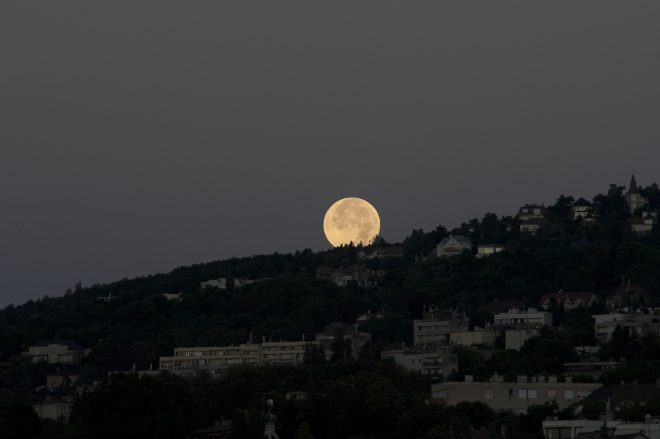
top-left (1, 2), bottom-right (659, 306)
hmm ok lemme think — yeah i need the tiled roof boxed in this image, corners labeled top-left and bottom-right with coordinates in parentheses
top-left (540, 292), bottom-right (596, 304)
top-left (438, 235), bottom-right (472, 247)
top-left (606, 283), bottom-right (653, 300)
top-left (573, 197), bottom-right (592, 207)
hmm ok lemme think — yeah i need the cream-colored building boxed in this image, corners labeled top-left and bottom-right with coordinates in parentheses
top-left (493, 308), bottom-right (553, 328)
top-left (160, 340), bottom-right (312, 375)
top-left (414, 309), bottom-right (469, 350)
top-left (625, 175), bottom-right (648, 215)
top-left (32, 398), bottom-right (74, 422)
top-left (23, 341), bottom-right (88, 365)
top-left (315, 323), bottom-right (372, 359)
top-left (200, 278), bottom-right (227, 290)
top-left (432, 375), bottom-right (601, 413)
top-left (382, 347), bottom-right (458, 379)
top-left (562, 361), bottom-right (619, 380)
top-left (593, 312), bottom-right (660, 343)
top-left (260, 341), bottom-right (308, 366)
top-left (476, 244), bottom-right (505, 258)
top-left (505, 328), bottom-right (540, 351)
top-left (46, 374), bottom-right (78, 388)
top-left (449, 329), bottom-right (497, 347)
top-left (518, 204), bottom-right (547, 221)
top-left (543, 419), bottom-right (660, 439)
top-left (572, 198), bottom-right (594, 220)
top-left (631, 211), bottom-right (656, 235)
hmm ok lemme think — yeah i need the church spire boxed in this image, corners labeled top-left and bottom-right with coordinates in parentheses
top-left (627, 174), bottom-right (640, 194)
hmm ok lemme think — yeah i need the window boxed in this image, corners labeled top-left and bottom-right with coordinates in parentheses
top-left (547, 390), bottom-right (556, 399)
top-left (484, 389), bottom-right (494, 399)
top-left (518, 389), bottom-right (527, 399)
top-left (564, 390), bottom-right (574, 400)
top-left (577, 391), bottom-right (589, 398)
top-left (508, 388), bottom-right (514, 398)
top-left (528, 389), bottom-right (537, 399)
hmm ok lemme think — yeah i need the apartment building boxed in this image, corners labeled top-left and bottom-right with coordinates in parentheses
top-left (431, 375), bottom-right (601, 412)
top-left (543, 419), bottom-right (660, 439)
top-left (32, 397), bottom-right (74, 422)
top-left (315, 323), bottom-right (372, 359)
top-left (414, 309), bottom-right (469, 350)
top-left (562, 361), bottom-right (619, 380)
top-left (449, 329), bottom-right (497, 347)
top-left (159, 339), bottom-right (319, 376)
top-left (593, 312), bottom-right (660, 343)
top-left (381, 346), bottom-right (458, 379)
top-left (22, 341), bottom-right (88, 365)
top-left (493, 308), bottom-right (553, 328)
top-left (505, 328), bottom-right (540, 351)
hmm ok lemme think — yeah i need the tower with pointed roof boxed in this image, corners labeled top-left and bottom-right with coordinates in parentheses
top-left (625, 174), bottom-right (647, 215)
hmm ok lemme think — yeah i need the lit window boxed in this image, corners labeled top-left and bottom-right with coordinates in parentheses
top-left (564, 390), bottom-right (574, 400)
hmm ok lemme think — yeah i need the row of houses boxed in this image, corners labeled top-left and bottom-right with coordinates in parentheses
top-left (519, 175), bottom-right (658, 235)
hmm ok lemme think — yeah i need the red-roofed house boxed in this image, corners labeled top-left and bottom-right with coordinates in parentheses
top-left (539, 291), bottom-right (598, 311)
top-left (606, 282), bottom-right (654, 310)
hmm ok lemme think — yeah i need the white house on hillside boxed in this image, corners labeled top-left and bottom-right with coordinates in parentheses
top-left (436, 236), bottom-right (472, 258)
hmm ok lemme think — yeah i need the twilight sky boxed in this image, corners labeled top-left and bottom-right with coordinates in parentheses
top-left (1, 2), bottom-right (659, 306)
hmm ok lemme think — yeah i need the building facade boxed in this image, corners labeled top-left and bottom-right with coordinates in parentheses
top-left (436, 236), bottom-right (472, 258)
top-left (23, 341), bottom-right (88, 365)
top-left (562, 361), bottom-right (619, 380)
top-left (450, 330), bottom-right (497, 347)
top-left (543, 419), bottom-right (660, 439)
top-left (414, 309), bottom-right (470, 350)
top-left (493, 308), bottom-right (553, 328)
top-left (606, 282), bottom-right (654, 310)
top-left (593, 312), bottom-right (660, 343)
top-left (314, 323), bottom-right (372, 359)
top-left (315, 266), bottom-right (376, 287)
top-left (631, 211), bottom-right (656, 234)
top-left (505, 328), bottom-right (540, 351)
top-left (159, 340), bottom-right (311, 375)
top-left (476, 244), bottom-right (505, 258)
top-left (572, 197), bottom-right (594, 220)
top-left (366, 245), bottom-right (404, 259)
top-left (432, 375), bottom-right (601, 412)
top-left (625, 175), bottom-right (648, 215)
top-left (381, 347), bottom-right (458, 379)
top-left (200, 278), bottom-right (227, 290)
top-left (32, 398), bottom-right (74, 422)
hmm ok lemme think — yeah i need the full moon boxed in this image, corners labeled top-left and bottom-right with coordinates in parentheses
top-left (323, 197), bottom-right (381, 247)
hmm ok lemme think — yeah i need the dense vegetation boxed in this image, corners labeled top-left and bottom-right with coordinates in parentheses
top-left (1, 181), bottom-right (660, 438)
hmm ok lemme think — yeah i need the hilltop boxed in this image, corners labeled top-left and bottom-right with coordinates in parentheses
top-left (1, 179), bottom-right (659, 372)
